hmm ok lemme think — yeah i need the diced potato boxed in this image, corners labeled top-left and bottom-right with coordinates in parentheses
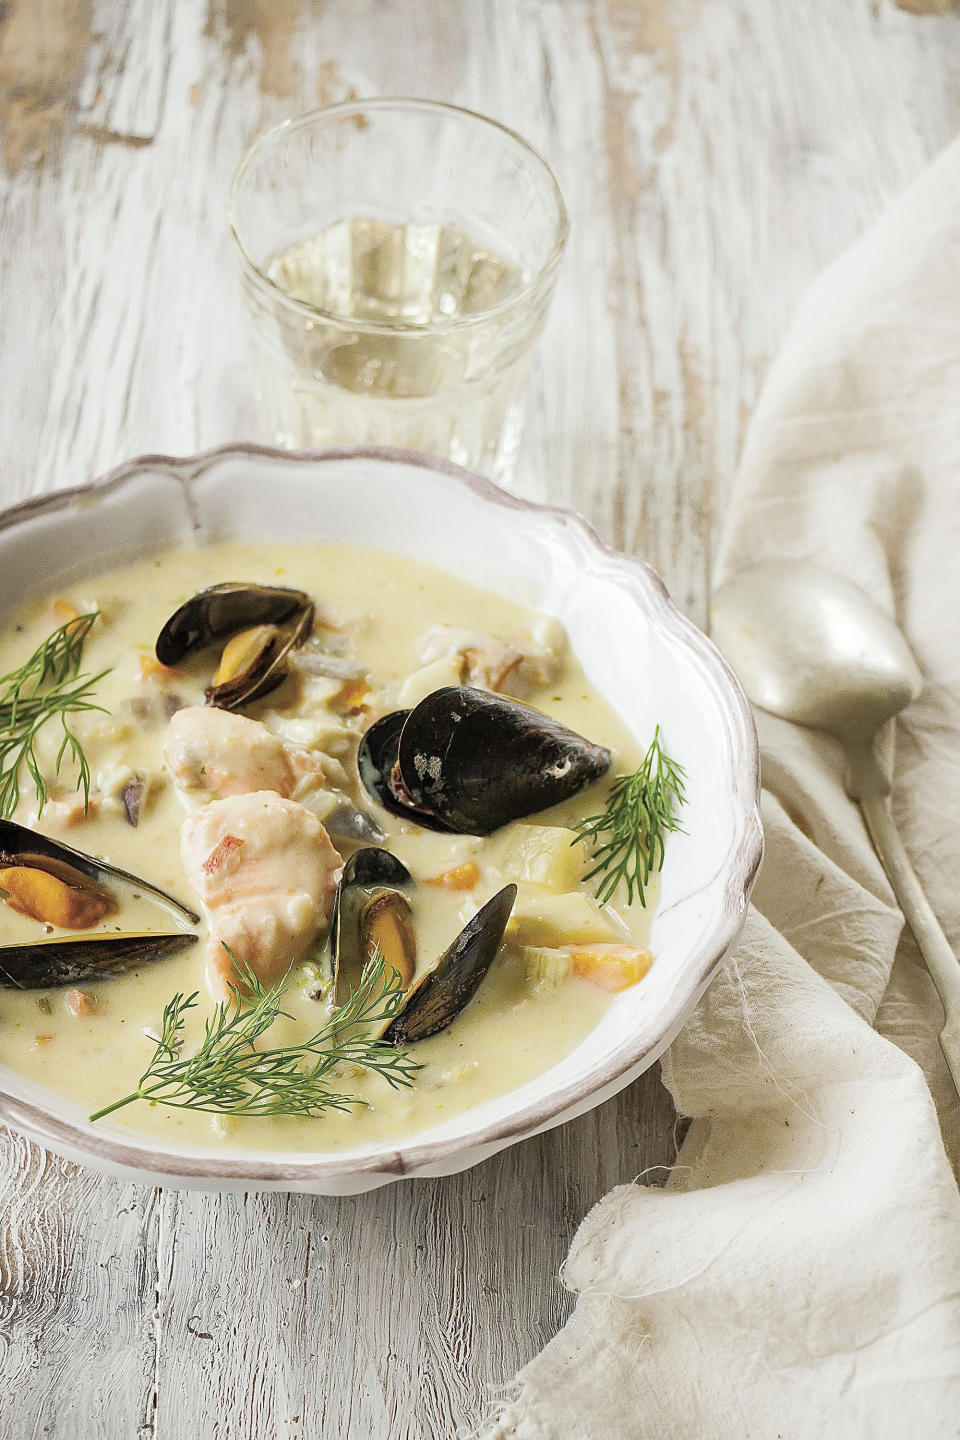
top-left (397, 656), bottom-right (464, 708)
top-left (521, 945), bottom-right (574, 987)
top-left (96, 764), bottom-right (161, 827)
top-left (425, 861), bottom-right (479, 891)
top-left (272, 715), bottom-right (353, 759)
top-left (83, 716), bottom-right (133, 747)
top-left (570, 944), bottom-right (652, 992)
top-left (39, 794), bottom-right (101, 829)
top-left (301, 676), bottom-right (345, 706)
top-left (532, 615), bottom-right (568, 656)
top-left (297, 787), bottom-right (338, 823)
top-left (96, 761), bottom-right (135, 800)
top-left (507, 889), bottom-right (628, 947)
top-left (501, 823), bottom-right (586, 892)
top-left (317, 754), bottom-right (350, 788)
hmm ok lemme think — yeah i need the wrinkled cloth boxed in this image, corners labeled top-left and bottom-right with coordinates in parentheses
top-left (484, 137), bottom-right (960, 1440)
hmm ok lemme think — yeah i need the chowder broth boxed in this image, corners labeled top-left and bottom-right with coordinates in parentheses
top-left (0, 542), bottom-right (655, 1152)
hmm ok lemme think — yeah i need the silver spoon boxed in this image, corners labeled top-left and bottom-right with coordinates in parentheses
top-left (712, 558), bottom-right (960, 1096)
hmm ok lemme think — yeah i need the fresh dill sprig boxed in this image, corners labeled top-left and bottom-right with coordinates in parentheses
top-left (0, 611), bottom-right (110, 820)
top-left (573, 726), bottom-right (687, 908)
top-left (88, 945), bottom-right (421, 1124)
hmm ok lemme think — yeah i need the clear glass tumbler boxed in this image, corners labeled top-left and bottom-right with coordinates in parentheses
top-left (227, 99), bottom-right (568, 482)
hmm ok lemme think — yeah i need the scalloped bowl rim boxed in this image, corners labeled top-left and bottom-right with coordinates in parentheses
top-left (0, 445), bottom-right (762, 1191)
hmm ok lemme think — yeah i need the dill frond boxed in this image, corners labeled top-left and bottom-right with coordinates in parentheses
top-left (89, 945), bottom-right (420, 1123)
top-left (0, 611), bottom-right (110, 820)
top-left (573, 727), bottom-right (687, 908)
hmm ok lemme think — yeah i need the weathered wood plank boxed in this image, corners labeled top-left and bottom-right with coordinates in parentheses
top-left (0, 1133), bottom-right (158, 1438)
top-left (0, 1), bottom-right (959, 1437)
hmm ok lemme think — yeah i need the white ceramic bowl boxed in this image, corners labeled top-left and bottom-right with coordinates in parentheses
top-left (0, 446), bottom-right (761, 1192)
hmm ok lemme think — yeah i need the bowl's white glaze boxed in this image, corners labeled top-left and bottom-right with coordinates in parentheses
top-left (0, 446), bottom-right (762, 1193)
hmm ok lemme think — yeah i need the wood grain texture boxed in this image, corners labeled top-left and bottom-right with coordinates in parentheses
top-left (0, 2), bottom-right (958, 1436)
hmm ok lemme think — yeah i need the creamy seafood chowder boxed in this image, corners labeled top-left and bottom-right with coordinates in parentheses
top-left (0, 542), bottom-right (685, 1152)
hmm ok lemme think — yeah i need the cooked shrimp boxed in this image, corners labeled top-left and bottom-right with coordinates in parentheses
top-left (165, 705), bottom-right (324, 802)
top-left (180, 790), bottom-right (342, 994)
top-left (417, 624), bottom-right (563, 700)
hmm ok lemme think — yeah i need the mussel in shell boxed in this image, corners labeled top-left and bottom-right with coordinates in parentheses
top-left (205, 607), bottom-right (314, 710)
top-left (327, 846), bottom-right (516, 1045)
top-left (358, 686), bottom-right (611, 836)
top-left (0, 821), bottom-right (199, 925)
top-left (323, 802), bottom-right (386, 845)
top-left (381, 884), bottom-right (516, 1046)
top-left (328, 847), bottom-right (417, 1003)
top-left (0, 819), bottom-right (198, 988)
top-left (155, 582), bottom-right (314, 712)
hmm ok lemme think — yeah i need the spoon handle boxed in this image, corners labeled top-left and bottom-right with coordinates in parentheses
top-left (858, 791), bottom-right (960, 1096)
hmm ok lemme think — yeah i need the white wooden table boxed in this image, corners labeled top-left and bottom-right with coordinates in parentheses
top-left (1, 2), bottom-right (958, 1434)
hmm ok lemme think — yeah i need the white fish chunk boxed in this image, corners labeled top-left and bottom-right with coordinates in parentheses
top-left (165, 705), bottom-right (325, 802)
top-left (180, 790), bottom-right (342, 994)
top-left (417, 624), bottom-right (564, 700)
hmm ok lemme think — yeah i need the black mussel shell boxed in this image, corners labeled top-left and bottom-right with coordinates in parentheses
top-left (324, 802), bottom-right (385, 845)
top-left (0, 819), bottom-right (200, 925)
top-left (328, 847), bottom-right (414, 1002)
top-left (382, 884), bottom-right (516, 1046)
top-left (357, 711), bottom-right (454, 834)
top-left (0, 932), bottom-right (197, 989)
top-left (155, 582), bottom-right (312, 667)
top-left (359, 687), bottom-right (611, 836)
top-left (339, 848), bottom-right (412, 891)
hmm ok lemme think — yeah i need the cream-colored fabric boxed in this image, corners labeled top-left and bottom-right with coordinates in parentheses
top-left (484, 138), bottom-right (960, 1440)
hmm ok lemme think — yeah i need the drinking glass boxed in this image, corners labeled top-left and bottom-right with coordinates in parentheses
top-left (227, 99), bottom-right (568, 483)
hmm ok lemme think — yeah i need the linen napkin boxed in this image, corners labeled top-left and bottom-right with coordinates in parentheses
top-left (482, 137), bottom-right (960, 1440)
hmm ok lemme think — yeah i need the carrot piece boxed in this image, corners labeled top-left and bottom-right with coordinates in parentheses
top-left (569, 943), bottom-right (653, 992)
top-left (51, 598), bottom-right (94, 641)
top-left (139, 652), bottom-right (179, 682)
top-left (330, 678), bottom-right (371, 715)
top-left (51, 598), bottom-right (81, 624)
top-left (424, 861), bottom-right (480, 891)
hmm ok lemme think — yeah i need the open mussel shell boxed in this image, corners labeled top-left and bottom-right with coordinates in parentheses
top-left (155, 582), bottom-right (312, 667)
top-left (328, 847), bottom-right (415, 1003)
top-left (357, 711), bottom-right (454, 834)
top-left (328, 852), bottom-right (515, 1044)
top-left (359, 686), bottom-right (612, 836)
top-left (0, 932), bottom-right (197, 989)
top-left (381, 883), bottom-right (516, 1046)
top-left (0, 819), bottom-right (200, 926)
top-left (204, 605), bottom-right (314, 712)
